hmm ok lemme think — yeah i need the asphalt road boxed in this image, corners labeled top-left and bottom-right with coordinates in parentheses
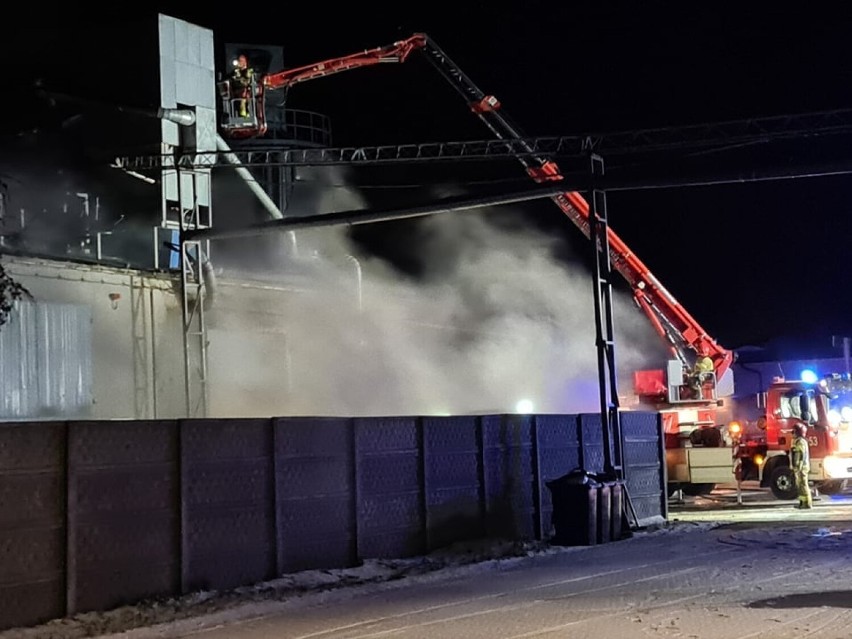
top-left (669, 481), bottom-right (852, 524)
top-left (11, 482), bottom-right (851, 639)
top-left (96, 485), bottom-right (852, 639)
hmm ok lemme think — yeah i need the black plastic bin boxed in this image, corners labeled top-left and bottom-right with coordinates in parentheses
top-left (546, 469), bottom-right (599, 546)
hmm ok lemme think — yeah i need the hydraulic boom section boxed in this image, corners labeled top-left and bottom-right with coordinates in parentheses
top-left (219, 35), bottom-right (427, 138)
top-left (413, 34), bottom-right (732, 382)
top-left (217, 33), bottom-right (733, 383)
top-left (263, 35), bottom-right (427, 90)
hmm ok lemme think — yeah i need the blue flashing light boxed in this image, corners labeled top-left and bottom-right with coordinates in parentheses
top-left (800, 369), bottom-right (819, 384)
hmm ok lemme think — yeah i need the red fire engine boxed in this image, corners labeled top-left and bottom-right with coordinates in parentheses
top-left (733, 373), bottom-right (852, 499)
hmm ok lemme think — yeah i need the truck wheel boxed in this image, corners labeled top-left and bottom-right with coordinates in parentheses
top-left (769, 465), bottom-right (797, 500)
top-left (681, 483), bottom-right (715, 496)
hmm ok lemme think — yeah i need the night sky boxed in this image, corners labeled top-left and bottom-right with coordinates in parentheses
top-left (3, 3), bottom-right (852, 358)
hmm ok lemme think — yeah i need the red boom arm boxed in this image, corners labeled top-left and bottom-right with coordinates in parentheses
top-left (222, 33), bottom-right (734, 382)
top-left (546, 190), bottom-right (733, 381)
top-left (262, 35), bottom-right (428, 90)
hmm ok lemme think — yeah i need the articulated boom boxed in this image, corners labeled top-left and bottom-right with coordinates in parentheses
top-left (412, 35), bottom-right (732, 382)
top-left (551, 192), bottom-right (731, 380)
top-left (219, 33), bottom-right (733, 382)
top-left (219, 35), bottom-right (428, 139)
top-left (262, 35), bottom-right (428, 90)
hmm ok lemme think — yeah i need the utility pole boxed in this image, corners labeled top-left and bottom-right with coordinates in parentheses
top-left (832, 335), bottom-right (851, 376)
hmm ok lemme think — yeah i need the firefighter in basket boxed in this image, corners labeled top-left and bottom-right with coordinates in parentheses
top-left (689, 351), bottom-right (714, 400)
top-left (231, 54), bottom-right (255, 118)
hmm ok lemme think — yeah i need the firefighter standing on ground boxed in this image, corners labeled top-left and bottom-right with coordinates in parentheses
top-left (791, 422), bottom-right (812, 509)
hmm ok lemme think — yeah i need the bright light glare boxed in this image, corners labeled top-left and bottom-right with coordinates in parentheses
top-left (515, 399), bottom-right (534, 414)
top-left (800, 369), bottom-right (819, 384)
top-left (841, 406), bottom-right (852, 422)
top-left (828, 409), bottom-right (842, 428)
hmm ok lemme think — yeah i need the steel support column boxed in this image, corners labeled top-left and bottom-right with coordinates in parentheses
top-left (176, 168), bottom-right (210, 418)
top-left (590, 153), bottom-right (641, 529)
top-left (589, 153), bottom-right (620, 478)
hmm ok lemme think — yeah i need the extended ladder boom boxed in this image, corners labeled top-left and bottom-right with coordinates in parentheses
top-left (220, 33), bottom-right (733, 380)
top-left (415, 34), bottom-right (732, 380)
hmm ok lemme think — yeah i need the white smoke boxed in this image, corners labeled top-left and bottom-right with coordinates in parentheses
top-left (207, 169), bottom-right (669, 418)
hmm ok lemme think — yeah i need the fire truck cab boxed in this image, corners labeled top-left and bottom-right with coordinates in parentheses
top-left (737, 374), bottom-right (852, 499)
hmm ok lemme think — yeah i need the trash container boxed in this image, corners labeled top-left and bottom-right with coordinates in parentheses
top-left (610, 480), bottom-right (624, 541)
top-left (546, 469), bottom-right (599, 546)
top-left (596, 481), bottom-right (612, 544)
top-left (593, 474), bottom-right (626, 542)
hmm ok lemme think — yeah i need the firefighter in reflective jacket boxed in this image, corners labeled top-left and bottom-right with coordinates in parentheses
top-left (231, 55), bottom-right (254, 118)
top-left (791, 422), bottom-right (812, 509)
top-left (690, 353), bottom-right (714, 400)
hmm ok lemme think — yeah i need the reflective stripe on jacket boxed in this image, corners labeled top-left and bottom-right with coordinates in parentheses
top-left (791, 434), bottom-right (810, 472)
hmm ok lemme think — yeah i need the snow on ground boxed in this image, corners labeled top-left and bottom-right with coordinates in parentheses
top-left (13, 516), bottom-right (852, 639)
top-left (74, 517), bottom-right (852, 639)
top-left (11, 488), bottom-right (840, 639)
top-left (0, 523), bottom-right (717, 639)
top-left (149, 519), bottom-right (852, 639)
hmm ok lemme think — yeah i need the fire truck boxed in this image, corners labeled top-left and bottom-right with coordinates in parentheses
top-left (216, 34), bottom-right (852, 499)
top-left (732, 373), bottom-right (852, 499)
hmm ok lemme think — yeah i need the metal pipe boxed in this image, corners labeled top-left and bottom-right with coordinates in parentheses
top-left (157, 107), bottom-right (196, 127)
top-left (186, 158), bottom-right (852, 244)
top-left (38, 89), bottom-right (197, 128)
top-left (345, 254), bottom-right (363, 312)
top-left (215, 134), bottom-right (299, 251)
top-left (200, 249), bottom-right (218, 306)
top-left (149, 287), bottom-right (158, 419)
top-left (0, 187), bottom-right (5, 249)
top-left (186, 185), bottom-right (566, 241)
top-left (216, 135), bottom-right (284, 220)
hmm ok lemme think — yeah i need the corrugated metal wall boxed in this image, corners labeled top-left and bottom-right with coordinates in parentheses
top-left (2, 258), bottom-right (188, 420)
top-left (0, 302), bottom-right (93, 419)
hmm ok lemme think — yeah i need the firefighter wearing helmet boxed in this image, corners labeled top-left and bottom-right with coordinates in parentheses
top-left (791, 421), bottom-right (812, 509)
top-left (230, 54), bottom-right (255, 118)
top-left (689, 350), bottom-right (714, 400)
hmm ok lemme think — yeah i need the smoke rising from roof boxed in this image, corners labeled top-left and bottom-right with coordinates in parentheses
top-left (207, 170), bottom-right (668, 417)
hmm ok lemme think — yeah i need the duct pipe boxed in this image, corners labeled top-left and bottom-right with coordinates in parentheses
top-left (216, 134), bottom-right (284, 220)
top-left (200, 249), bottom-right (218, 305)
top-left (157, 107), bottom-right (196, 127)
top-left (39, 90), bottom-right (198, 129)
top-left (215, 134), bottom-right (299, 253)
top-left (185, 185), bottom-right (566, 242)
top-left (345, 254), bottom-right (363, 312)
